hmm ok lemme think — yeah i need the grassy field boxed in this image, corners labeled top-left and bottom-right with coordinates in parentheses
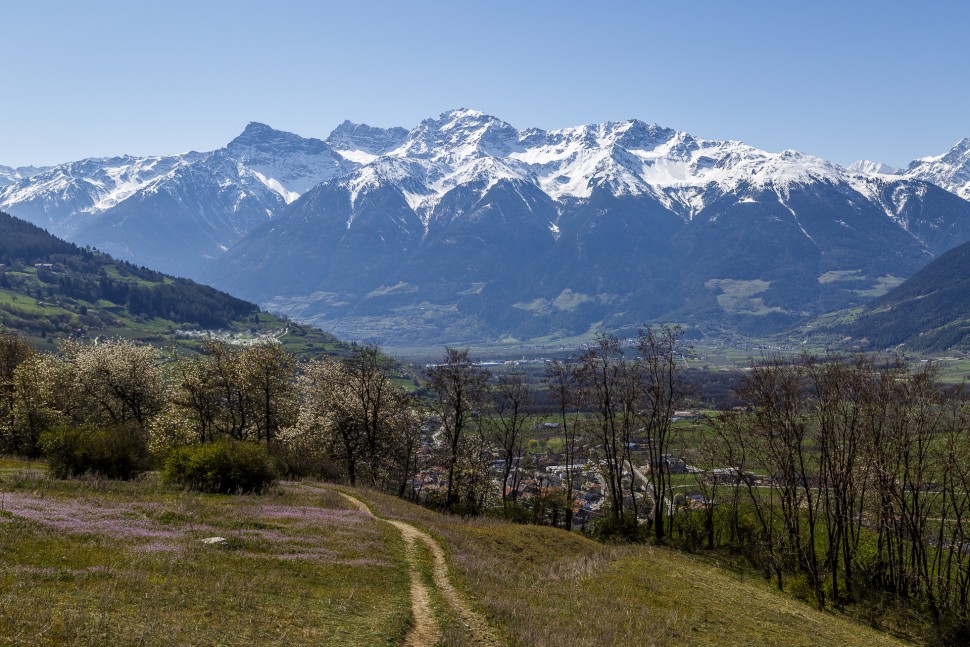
top-left (0, 462), bottom-right (411, 646)
top-left (363, 491), bottom-right (912, 647)
top-left (0, 457), bottom-right (915, 646)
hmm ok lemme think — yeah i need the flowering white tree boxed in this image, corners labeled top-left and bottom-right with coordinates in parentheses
top-left (61, 339), bottom-right (166, 428)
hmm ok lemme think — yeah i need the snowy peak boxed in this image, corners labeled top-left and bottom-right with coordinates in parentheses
top-left (0, 154), bottom-right (191, 231)
top-left (319, 109), bottom-right (870, 221)
top-left (918, 137), bottom-right (970, 166)
top-left (227, 122), bottom-right (332, 157)
top-left (847, 159), bottom-right (902, 175)
top-left (5, 109), bottom-right (939, 241)
top-left (398, 109), bottom-right (521, 159)
top-left (0, 165), bottom-right (49, 187)
top-left (589, 119), bottom-right (679, 151)
top-left (0, 122), bottom-right (360, 266)
top-left (902, 137), bottom-right (970, 200)
top-left (225, 123), bottom-right (351, 201)
top-left (326, 120), bottom-right (408, 162)
top-left (0, 120), bottom-right (351, 230)
top-left (503, 118), bottom-right (846, 207)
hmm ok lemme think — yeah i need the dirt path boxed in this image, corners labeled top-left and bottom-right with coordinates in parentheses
top-left (338, 492), bottom-right (502, 646)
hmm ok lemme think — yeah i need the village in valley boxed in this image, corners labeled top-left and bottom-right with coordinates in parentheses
top-left (407, 406), bottom-right (758, 529)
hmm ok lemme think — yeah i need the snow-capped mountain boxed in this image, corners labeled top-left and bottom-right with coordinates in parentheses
top-left (314, 109), bottom-right (865, 224)
top-left (7, 109), bottom-right (970, 344)
top-left (225, 122), bottom-right (352, 201)
top-left (0, 154), bottom-right (197, 237)
top-left (325, 120), bottom-right (409, 164)
top-left (846, 139), bottom-right (970, 202)
top-left (0, 164), bottom-right (49, 187)
top-left (202, 109), bottom-right (970, 344)
top-left (901, 138), bottom-right (970, 201)
top-left (847, 160), bottom-right (902, 176)
top-left (315, 109), bottom-right (948, 226)
top-left (0, 123), bottom-right (351, 276)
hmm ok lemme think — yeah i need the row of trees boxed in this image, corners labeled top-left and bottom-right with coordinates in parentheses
top-left (422, 326), bottom-right (686, 532)
top-left (565, 326), bottom-right (683, 540)
top-left (684, 354), bottom-right (970, 631)
top-left (0, 332), bottom-right (425, 496)
top-left (0, 329), bottom-right (536, 513)
top-left (423, 343), bottom-right (970, 632)
top-left (0, 325), bottom-right (691, 530)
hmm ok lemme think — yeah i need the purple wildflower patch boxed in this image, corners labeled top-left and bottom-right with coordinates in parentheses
top-left (0, 493), bottom-right (182, 539)
top-left (248, 504), bottom-right (369, 524)
top-left (133, 540), bottom-right (183, 554)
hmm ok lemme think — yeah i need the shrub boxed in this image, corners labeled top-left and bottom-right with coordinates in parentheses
top-left (40, 423), bottom-right (150, 480)
top-left (588, 509), bottom-right (646, 543)
top-left (162, 439), bottom-right (276, 494)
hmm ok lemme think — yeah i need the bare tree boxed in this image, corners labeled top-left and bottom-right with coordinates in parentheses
top-left (804, 354), bottom-right (871, 606)
top-left (880, 363), bottom-right (947, 620)
top-left (636, 324), bottom-right (685, 542)
top-left (738, 357), bottom-right (824, 604)
top-left (425, 347), bottom-right (490, 511)
top-left (545, 359), bottom-right (583, 529)
top-left (202, 341), bottom-right (250, 440)
top-left (575, 334), bottom-right (639, 524)
top-left (343, 344), bottom-right (398, 487)
top-left (239, 342), bottom-right (296, 445)
top-left (490, 370), bottom-right (534, 507)
top-left (170, 351), bottom-right (221, 443)
top-left (387, 401), bottom-right (424, 499)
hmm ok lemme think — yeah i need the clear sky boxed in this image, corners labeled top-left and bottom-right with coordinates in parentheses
top-left (2, 0), bottom-right (967, 168)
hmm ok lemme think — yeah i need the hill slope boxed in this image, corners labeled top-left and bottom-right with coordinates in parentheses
top-left (0, 210), bottom-right (342, 355)
top-left (820, 239), bottom-right (970, 352)
top-left (363, 491), bottom-right (911, 647)
top-left (0, 456), bottom-right (912, 647)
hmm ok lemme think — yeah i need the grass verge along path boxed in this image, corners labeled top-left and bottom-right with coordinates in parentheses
top-left (339, 492), bottom-right (502, 646)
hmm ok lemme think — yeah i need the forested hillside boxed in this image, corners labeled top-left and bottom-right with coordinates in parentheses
top-left (841, 239), bottom-right (970, 350)
top-left (0, 211), bottom-right (340, 354)
top-left (798, 239), bottom-right (970, 352)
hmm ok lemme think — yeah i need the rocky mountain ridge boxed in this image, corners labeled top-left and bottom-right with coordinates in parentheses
top-left (5, 110), bottom-right (970, 345)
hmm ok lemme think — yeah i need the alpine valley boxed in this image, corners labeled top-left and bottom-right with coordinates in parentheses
top-left (6, 109), bottom-right (970, 346)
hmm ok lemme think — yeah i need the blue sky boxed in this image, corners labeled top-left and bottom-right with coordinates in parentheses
top-left (2, 0), bottom-right (967, 168)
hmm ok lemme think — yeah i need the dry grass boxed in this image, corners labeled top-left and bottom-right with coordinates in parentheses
top-left (0, 459), bottom-right (916, 647)
top-left (364, 491), bottom-right (913, 647)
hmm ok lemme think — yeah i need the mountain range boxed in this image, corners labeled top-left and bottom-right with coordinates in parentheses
top-left (0, 124), bottom-right (352, 278)
top-left (5, 110), bottom-right (970, 345)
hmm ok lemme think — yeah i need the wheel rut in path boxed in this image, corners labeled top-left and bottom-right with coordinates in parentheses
top-left (338, 492), bottom-right (501, 646)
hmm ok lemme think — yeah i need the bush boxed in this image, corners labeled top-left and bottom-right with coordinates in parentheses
top-left (588, 509), bottom-right (646, 543)
top-left (163, 439), bottom-right (276, 494)
top-left (40, 423), bottom-right (150, 480)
